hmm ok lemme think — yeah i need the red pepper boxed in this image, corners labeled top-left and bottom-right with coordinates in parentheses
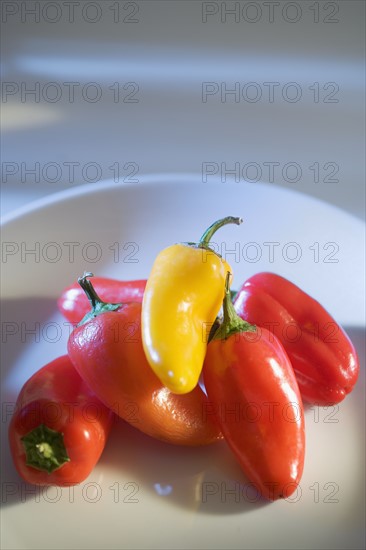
top-left (8, 355), bottom-right (114, 486)
top-left (58, 277), bottom-right (146, 324)
top-left (203, 274), bottom-right (305, 501)
top-left (234, 272), bottom-right (359, 405)
top-left (67, 273), bottom-right (222, 446)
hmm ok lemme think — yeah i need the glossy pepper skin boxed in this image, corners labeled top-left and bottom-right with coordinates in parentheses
top-left (234, 272), bottom-right (359, 405)
top-left (67, 274), bottom-right (222, 446)
top-left (203, 276), bottom-right (305, 501)
top-left (8, 355), bottom-right (114, 486)
top-left (58, 277), bottom-right (146, 324)
top-left (142, 216), bottom-right (241, 394)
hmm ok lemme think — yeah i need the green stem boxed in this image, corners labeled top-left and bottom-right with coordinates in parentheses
top-left (21, 424), bottom-right (70, 474)
top-left (212, 272), bottom-right (256, 341)
top-left (77, 272), bottom-right (122, 327)
top-left (199, 216), bottom-right (243, 248)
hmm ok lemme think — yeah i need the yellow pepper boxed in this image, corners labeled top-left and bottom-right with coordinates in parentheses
top-left (141, 216), bottom-right (242, 394)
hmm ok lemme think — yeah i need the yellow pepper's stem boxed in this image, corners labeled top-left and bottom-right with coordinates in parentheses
top-left (199, 216), bottom-right (243, 248)
top-left (212, 272), bottom-right (256, 341)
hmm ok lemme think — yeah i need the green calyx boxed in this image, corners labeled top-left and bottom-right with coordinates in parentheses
top-left (21, 424), bottom-right (70, 474)
top-left (77, 272), bottom-right (122, 327)
top-left (212, 272), bottom-right (256, 341)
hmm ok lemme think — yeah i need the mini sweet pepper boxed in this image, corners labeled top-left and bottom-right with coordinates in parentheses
top-left (141, 216), bottom-right (242, 394)
top-left (234, 272), bottom-right (359, 405)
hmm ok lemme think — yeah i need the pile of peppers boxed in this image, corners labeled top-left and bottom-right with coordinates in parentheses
top-left (9, 216), bottom-right (359, 500)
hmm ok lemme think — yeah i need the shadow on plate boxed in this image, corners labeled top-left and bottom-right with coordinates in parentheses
top-left (98, 418), bottom-right (270, 516)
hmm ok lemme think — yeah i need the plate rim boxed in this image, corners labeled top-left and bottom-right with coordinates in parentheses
top-left (2, 172), bottom-right (365, 229)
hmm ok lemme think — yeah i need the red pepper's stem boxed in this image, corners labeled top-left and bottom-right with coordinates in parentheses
top-left (77, 272), bottom-right (122, 327)
top-left (199, 216), bottom-right (243, 248)
top-left (212, 272), bottom-right (256, 341)
top-left (21, 424), bottom-right (70, 474)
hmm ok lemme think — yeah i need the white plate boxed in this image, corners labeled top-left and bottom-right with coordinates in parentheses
top-left (1, 175), bottom-right (365, 550)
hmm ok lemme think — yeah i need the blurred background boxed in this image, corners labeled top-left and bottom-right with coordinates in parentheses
top-left (1, 0), bottom-right (365, 219)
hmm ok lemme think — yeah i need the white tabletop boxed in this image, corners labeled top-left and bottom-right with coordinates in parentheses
top-left (1, 1), bottom-right (365, 221)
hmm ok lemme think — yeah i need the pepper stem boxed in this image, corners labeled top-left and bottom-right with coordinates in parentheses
top-left (21, 424), bottom-right (70, 474)
top-left (199, 216), bottom-right (243, 248)
top-left (212, 272), bottom-right (256, 341)
top-left (77, 272), bottom-right (122, 327)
